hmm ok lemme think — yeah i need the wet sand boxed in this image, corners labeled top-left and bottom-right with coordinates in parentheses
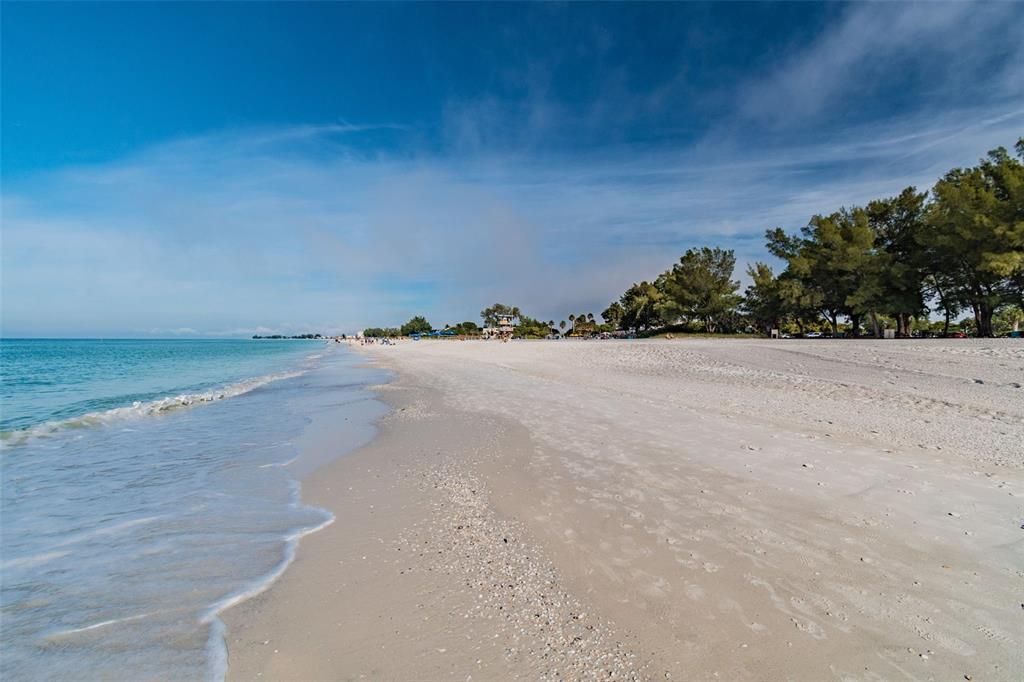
top-left (226, 339), bottom-right (1023, 681)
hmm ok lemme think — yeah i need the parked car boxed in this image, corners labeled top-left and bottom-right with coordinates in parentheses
top-left (805, 331), bottom-right (823, 338)
top-left (945, 331), bottom-right (968, 338)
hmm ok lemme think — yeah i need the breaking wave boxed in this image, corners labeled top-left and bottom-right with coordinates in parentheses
top-left (0, 370), bottom-right (306, 447)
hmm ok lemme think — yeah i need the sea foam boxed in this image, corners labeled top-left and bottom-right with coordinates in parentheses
top-left (201, 480), bottom-right (335, 681)
top-left (0, 370), bottom-right (305, 447)
top-left (1, 341), bottom-right (386, 681)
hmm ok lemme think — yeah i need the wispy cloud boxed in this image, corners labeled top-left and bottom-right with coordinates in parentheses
top-left (736, 2), bottom-right (1024, 125)
top-left (4, 1), bottom-right (1022, 337)
top-left (4, 97), bottom-right (1020, 337)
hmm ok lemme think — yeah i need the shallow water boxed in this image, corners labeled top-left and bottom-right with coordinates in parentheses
top-left (0, 339), bottom-right (388, 680)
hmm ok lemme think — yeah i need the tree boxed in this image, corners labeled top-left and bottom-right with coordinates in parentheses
top-left (619, 281), bottom-right (665, 332)
top-left (407, 139), bottom-right (1023, 342)
top-left (570, 313), bottom-right (597, 335)
top-left (400, 316), bottom-right (432, 336)
top-left (921, 143), bottom-right (1024, 336)
top-left (513, 315), bottom-right (550, 339)
top-left (993, 305), bottom-right (1023, 335)
top-left (449, 320), bottom-right (480, 335)
top-left (764, 228), bottom-right (822, 333)
top-left (1009, 270), bottom-right (1024, 309)
top-left (767, 209), bottom-right (876, 336)
top-left (658, 247), bottom-right (742, 333)
top-left (601, 301), bottom-right (625, 330)
top-left (925, 272), bottom-right (962, 337)
top-left (742, 263), bottom-right (784, 335)
top-left (862, 188), bottom-right (929, 337)
top-left (480, 303), bottom-right (514, 327)
top-left (363, 327), bottom-right (400, 338)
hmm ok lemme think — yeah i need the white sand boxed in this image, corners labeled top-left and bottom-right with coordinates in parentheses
top-left (228, 338), bottom-right (1023, 680)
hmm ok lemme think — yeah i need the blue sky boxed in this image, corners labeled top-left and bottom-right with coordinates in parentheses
top-left (3, 2), bottom-right (1022, 336)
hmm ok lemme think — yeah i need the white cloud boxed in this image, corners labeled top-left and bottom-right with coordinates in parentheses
top-left (3, 100), bottom-right (1021, 336)
top-left (736, 2), bottom-right (1024, 125)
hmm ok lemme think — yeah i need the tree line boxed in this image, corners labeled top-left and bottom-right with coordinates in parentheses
top-left (605, 140), bottom-right (1023, 338)
top-left (364, 305), bottom-right (601, 340)
top-left (364, 140), bottom-right (1022, 339)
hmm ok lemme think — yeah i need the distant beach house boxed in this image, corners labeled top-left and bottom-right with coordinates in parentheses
top-left (482, 314), bottom-right (515, 340)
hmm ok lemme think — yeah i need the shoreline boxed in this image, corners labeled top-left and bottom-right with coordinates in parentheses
top-left (225, 339), bottom-right (1023, 680)
top-left (224, 355), bottom-right (650, 680)
top-left (202, 344), bottom-right (390, 681)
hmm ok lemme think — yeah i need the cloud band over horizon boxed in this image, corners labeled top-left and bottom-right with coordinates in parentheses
top-left (3, 2), bottom-right (1022, 337)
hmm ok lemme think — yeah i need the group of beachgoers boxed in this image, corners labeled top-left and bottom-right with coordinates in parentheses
top-left (358, 336), bottom-right (396, 346)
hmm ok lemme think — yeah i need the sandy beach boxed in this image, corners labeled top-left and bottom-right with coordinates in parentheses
top-left (225, 339), bottom-right (1023, 681)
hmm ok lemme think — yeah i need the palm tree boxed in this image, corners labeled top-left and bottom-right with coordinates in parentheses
top-left (568, 314), bottom-right (576, 334)
top-left (511, 306), bottom-right (521, 324)
top-left (559, 320), bottom-right (566, 331)
top-left (587, 313), bottom-right (595, 323)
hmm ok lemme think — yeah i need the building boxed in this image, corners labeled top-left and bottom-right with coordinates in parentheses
top-left (482, 314), bottom-right (515, 340)
top-left (496, 314), bottom-right (514, 336)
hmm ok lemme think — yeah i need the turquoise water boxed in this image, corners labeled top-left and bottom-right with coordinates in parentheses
top-left (0, 339), bottom-right (388, 680)
top-left (1, 339), bottom-right (316, 435)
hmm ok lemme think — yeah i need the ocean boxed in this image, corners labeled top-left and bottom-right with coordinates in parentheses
top-left (0, 339), bottom-right (389, 680)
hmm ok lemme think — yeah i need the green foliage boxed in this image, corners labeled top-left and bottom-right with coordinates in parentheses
top-left (361, 140), bottom-right (1023, 340)
top-left (765, 228), bottom-right (825, 331)
top-left (862, 188), bottom-right (929, 336)
top-left (617, 281), bottom-right (665, 331)
top-left (362, 327), bottom-right (400, 338)
top-left (601, 302), bottom-right (625, 330)
top-left (448, 320), bottom-right (480, 335)
top-left (480, 303), bottom-right (520, 326)
top-left (921, 142), bottom-right (1024, 336)
top-left (783, 209), bottom-right (876, 335)
top-left (566, 312), bottom-right (600, 336)
top-left (514, 315), bottom-right (553, 338)
top-left (400, 316), bottom-right (432, 336)
top-left (658, 247), bottom-right (742, 333)
top-left (993, 305), bottom-right (1023, 335)
top-left (758, 142), bottom-right (1022, 337)
top-left (768, 203), bottom-right (927, 336)
top-left (742, 262), bottom-right (783, 334)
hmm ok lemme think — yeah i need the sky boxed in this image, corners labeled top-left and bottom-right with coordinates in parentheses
top-left (2, 2), bottom-right (1023, 337)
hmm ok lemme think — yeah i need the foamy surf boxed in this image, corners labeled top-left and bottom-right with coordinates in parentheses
top-left (2, 340), bottom-right (389, 681)
top-left (258, 456), bottom-right (298, 468)
top-left (201, 480), bottom-right (335, 682)
top-left (0, 370), bottom-right (306, 447)
top-left (49, 612), bottom-right (155, 638)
